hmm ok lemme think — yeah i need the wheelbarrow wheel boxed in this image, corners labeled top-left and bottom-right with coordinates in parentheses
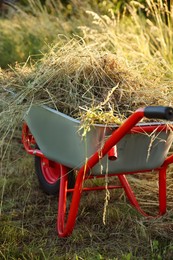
top-left (35, 156), bottom-right (75, 195)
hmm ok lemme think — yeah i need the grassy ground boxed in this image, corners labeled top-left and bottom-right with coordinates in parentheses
top-left (1, 140), bottom-right (173, 259)
top-left (1, 0), bottom-right (173, 259)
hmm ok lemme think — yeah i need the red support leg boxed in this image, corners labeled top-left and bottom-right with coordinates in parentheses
top-left (118, 174), bottom-right (149, 216)
top-left (57, 165), bottom-right (68, 234)
top-left (57, 166), bottom-right (88, 237)
top-left (118, 170), bottom-right (167, 217)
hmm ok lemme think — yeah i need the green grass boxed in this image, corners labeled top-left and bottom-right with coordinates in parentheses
top-left (1, 145), bottom-right (173, 259)
top-left (0, 0), bottom-right (78, 68)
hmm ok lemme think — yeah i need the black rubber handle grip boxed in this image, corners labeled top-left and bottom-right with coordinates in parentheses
top-left (144, 106), bottom-right (173, 120)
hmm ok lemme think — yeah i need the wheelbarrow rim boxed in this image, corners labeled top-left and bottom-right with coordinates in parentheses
top-left (40, 157), bottom-right (61, 184)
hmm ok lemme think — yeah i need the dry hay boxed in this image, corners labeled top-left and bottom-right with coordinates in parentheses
top-left (1, 39), bottom-right (172, 124)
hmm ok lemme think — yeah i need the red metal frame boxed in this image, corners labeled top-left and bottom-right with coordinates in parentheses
top-left (22, 108), bottom-right (173, 237)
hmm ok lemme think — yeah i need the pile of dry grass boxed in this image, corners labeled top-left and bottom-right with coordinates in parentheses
top-left (1, 40), bottom-right (139, 120)
top-left (1, 38), bottom-right (172, 125)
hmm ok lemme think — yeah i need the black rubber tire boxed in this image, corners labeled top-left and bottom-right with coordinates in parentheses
top-left (35, 155), bottom-right (75, 195)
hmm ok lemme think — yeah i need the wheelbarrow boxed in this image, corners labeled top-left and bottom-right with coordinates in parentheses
top-left (22, 105), bottom-right (173, 237)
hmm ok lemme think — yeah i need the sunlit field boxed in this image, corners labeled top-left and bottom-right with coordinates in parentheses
top-left (1, 0), bottom-right (173, 259)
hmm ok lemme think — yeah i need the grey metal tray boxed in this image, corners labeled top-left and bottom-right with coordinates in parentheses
top-left (24, 105), bottom-right (173, 175)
